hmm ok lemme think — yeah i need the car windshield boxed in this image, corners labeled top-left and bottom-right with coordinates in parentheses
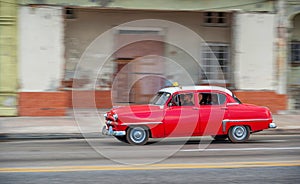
top-left (150, 92), bottom-right (171, 105)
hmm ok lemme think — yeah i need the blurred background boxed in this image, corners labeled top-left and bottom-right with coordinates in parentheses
top-left (0, 0), bottom-right (299, 116)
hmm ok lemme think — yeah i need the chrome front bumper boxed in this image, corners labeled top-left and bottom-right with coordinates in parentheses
top-left (102, 126), bottom-right (126, 136)
top-left (269, 122), bottom-right (277, 128)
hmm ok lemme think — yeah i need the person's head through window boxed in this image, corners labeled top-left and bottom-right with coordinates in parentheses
top-left (199, 93), bottom-right (205, 105)
top-left (183, 93), bottom-right (194, 106)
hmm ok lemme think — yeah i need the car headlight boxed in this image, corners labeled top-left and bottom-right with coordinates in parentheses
top-left (113, 114), bottom-right (118, 121)
top-left (104, 113), bottom-right (108, 119)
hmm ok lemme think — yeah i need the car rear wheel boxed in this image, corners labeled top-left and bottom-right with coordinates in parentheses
top-left (228, 125), bottom-right (250, 143)
top-left (126, 126), bottom-right (149, 145)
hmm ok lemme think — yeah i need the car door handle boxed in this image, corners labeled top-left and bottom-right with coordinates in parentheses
top-left (221, 107), bottom-right (228, 110)
top-left (192, 107), bottom-right (200, 110)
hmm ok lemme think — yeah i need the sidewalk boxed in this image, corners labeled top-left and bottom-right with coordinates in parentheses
top-left (0, 109), bottom-right (299, 140)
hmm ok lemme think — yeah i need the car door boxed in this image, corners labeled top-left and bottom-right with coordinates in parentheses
top-left (163, 92), bottom-right (200, 137)
top-left (198, 92), bottom-right (227, 136)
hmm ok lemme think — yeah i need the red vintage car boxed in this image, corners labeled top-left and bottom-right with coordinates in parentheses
top-left (102, 86), bottom-right (276, 145)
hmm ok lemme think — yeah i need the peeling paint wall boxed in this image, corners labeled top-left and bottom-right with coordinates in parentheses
top-left (19, 6), bottom-right (64, 91)
top-left (288, 11), bottom-right (300, 110)
top-left (20, 0), bottom-right (275, 12)
top-left (234, 13), bottom-right (276, 90)
top-left (0, 0), bottom-right (18, 116)
top-left (64, 9), bottom-right (232, 88)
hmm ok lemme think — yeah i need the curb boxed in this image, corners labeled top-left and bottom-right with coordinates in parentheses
top-left (255, 128), bottom-right (300, 135)
top-left (0, 133), bottom-right (104, 141)
top-left (1, 128), bottom-right (299, 141)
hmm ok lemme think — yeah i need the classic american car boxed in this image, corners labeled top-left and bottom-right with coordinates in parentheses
top-left (102, 86), bottom-right (276, 145)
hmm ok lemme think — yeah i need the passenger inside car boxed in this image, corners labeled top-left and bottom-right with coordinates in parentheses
top-left (182, 93), bottom-right (194, 106)
top-left (199, 93), bottom-right (206, 105)
top-left (200, 93), bottom-right (219, 105)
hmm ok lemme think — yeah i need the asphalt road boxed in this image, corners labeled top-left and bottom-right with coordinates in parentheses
top-left (0, 134), bottom-right (299, 183)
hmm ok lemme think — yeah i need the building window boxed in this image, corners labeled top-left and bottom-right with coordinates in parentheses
top-left (203, 12), bottom-right (228, 26)
top-left (65, 8), bottom-right (76, 19)
top-left (291, 41), bottom-right (300, 66)
top-left (201, 43), bottom-right (230, 83)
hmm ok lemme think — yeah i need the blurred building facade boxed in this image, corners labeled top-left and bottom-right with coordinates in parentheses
top-left (0, 0), bottom-right (299, 116)
top-left (0, 0), bottom-right (18, 116)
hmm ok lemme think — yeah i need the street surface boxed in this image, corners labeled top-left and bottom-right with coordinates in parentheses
top-left (0, 134), bottom-right (299, 183)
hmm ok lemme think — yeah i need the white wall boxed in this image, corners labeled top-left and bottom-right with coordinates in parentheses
top-left (234, 13), bottom-right (276, 90)
top-left (19, 6), bottom-right (64, 91)
top-left (65, 10), bottom-right (232, 89)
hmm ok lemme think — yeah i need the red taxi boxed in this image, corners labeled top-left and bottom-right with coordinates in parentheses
top-left (102, 86), bottom-right (276, 145)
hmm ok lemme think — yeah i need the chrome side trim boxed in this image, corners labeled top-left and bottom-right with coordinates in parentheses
top-left (226, 102), bottom-right (240, 106)
top-left (223, 118), bottom-right (271, 123)
top-left (122, 122), bottom-right (163, 126)
top-left (222, 118), bottom-right (272, 132)
top-left (222, 120), bottom-right (228, 132)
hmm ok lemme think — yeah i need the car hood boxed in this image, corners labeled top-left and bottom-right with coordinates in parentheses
top-left (111, 104), bottom-right (165, 123)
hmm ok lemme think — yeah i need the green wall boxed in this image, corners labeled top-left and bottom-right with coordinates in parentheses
top-left (0, 0), bottom-right (18, 116)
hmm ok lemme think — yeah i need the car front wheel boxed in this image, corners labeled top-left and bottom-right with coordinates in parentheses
top-left (228, 125), bottom-right (250, 143)
top-left (126, 126), bottom-right (149, 145)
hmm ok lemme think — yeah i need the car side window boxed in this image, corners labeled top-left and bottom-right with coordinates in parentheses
top-left (218, 94), bottom-right (226, 104)
top-left (171, 94), bottom-right (181, 106)
top-left (172, 93), bottom-right (194, 106)
top-left (199, 93), bottom-right (226, 105)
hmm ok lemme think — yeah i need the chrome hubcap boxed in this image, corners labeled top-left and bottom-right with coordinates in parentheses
top-left (133, 131), bottom-right (142, 139)
top-left (232, 126), bottom-right (246, 140)
top-left (130, 127), bottom-right (146, 144)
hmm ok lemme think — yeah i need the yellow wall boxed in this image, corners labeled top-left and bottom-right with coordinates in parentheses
top-left (0, 0), bottom-right (18, 116)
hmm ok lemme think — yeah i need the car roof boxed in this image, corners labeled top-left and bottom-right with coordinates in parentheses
top-left (159, 86), bottom-right (233, 96)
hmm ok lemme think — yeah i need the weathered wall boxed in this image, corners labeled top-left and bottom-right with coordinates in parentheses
top-left (289, 13), bottom-right (300, 86)
top-left (19, 92), bottom-right (68, 116)
top-left (290, 13), bottom-right (300, 41)
top-left (20, 0), bottom-right (275, 12)
top-left (19, 6), bottom-right (64, 92)
top-left (289, 12), bottom-right (300, 110)
top-left (18, 6), bottom-right (66, 116)
top-left (234, 13), bottom-right (276, 90)
top-left (234, 91), bottom-right (287, 113)
top-left (0, 0), bottom-right (18, 116)
top-left (65, 9), bottom-right (232, 87)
